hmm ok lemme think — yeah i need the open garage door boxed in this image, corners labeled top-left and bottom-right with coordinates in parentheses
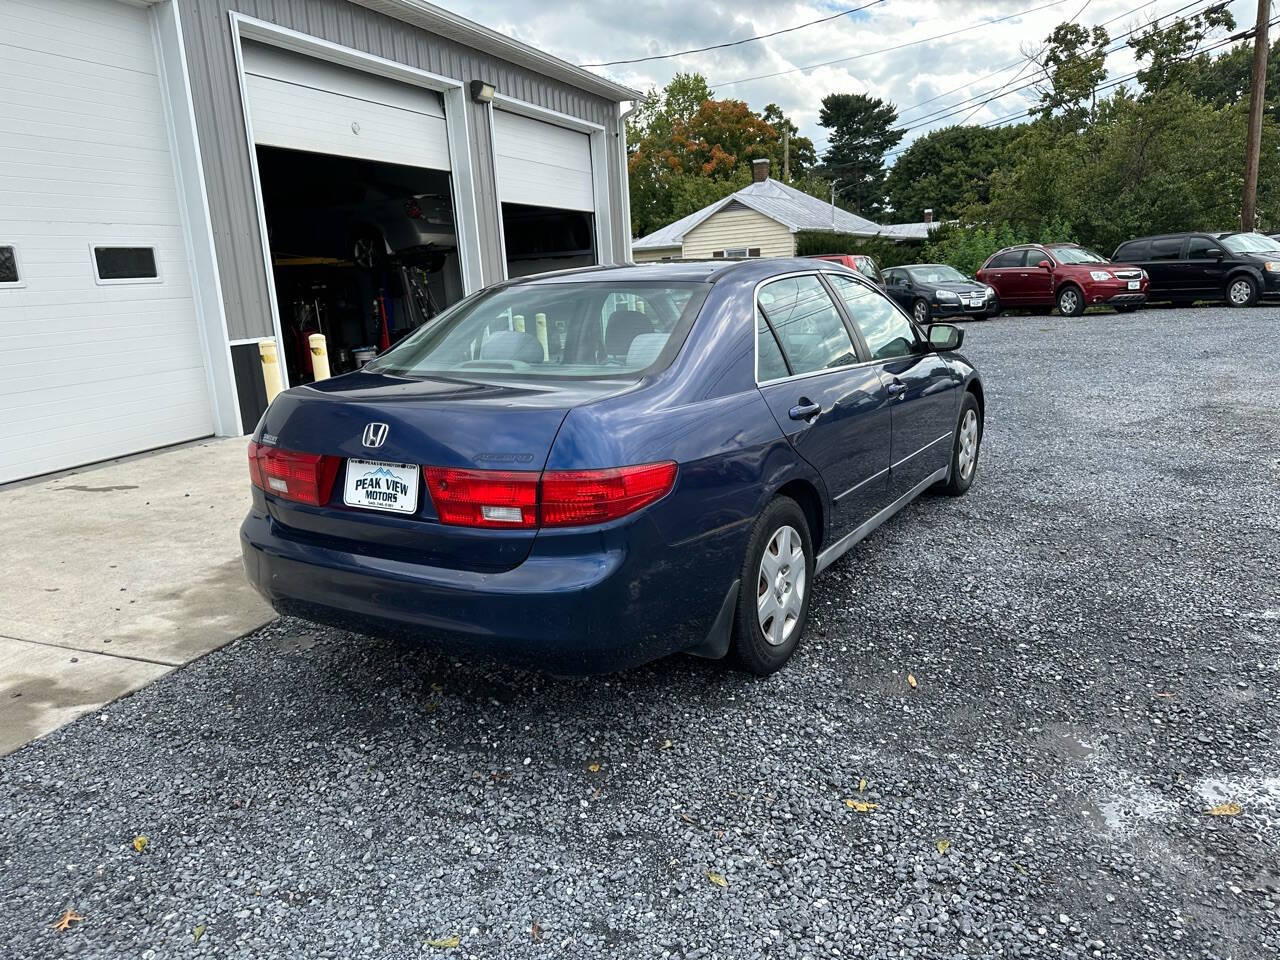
top-left (238, 42), bottom-right (462, 407)
top-left (493, 110), bottom-right (597, 278)
top-left (0, 0), bottom-right (214, 484)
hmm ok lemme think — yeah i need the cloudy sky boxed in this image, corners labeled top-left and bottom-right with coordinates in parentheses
top-left (436, 0), bottom-right (1258, 157)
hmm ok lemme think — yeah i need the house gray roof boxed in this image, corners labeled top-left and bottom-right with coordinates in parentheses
top-left (633, 177), bottom-right (882, 250)
top-left (877, 221), bottom-right (942, 241)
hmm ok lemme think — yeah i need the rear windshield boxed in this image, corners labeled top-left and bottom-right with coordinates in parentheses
top-left (366, 281), bottom-right (709, 379)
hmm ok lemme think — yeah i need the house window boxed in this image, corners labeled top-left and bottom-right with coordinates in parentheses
top-left (92, 245), bottom-right (160, 284)
top-left (716, 247), bottom-right (761, 259)
top-left (0, 244), bottom-right (21, 286)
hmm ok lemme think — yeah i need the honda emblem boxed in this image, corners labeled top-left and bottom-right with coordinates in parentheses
top-left (362, 422), bottom-right (389, 448)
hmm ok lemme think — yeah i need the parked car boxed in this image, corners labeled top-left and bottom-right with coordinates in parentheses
top-left (882, 263), bottom-right (999, 324)
top-left (975, 243), bottom-right (1147, 316)
top-left (241, 260), bottom-right (985, 676)
top-left (807, 253), bottom-right (883, 287)
top-left (1112, 231), bottom-right (1280, 307)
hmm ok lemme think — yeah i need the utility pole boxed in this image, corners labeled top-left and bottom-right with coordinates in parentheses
top-left (783, 127), bottom-right (790, 183)
top-left (1242, 0), bottom-right (1271, 230)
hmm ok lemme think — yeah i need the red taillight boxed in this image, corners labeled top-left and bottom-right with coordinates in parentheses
top-left (423, 461), bottom-right (677, 528)
top-left (247, 441), bottom-right (340, 507)
top-left (423, 467), bottom-right (539, 528)
top-left (541, 462), bottom-right (678, 527)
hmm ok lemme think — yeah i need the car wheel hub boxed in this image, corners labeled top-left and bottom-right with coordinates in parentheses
top-left (758, 525), bottom-right (805, 646)
top-left (1230, 280), bottom-right (1250, 304)
top-left (958, 408), bottom-right (979, 481)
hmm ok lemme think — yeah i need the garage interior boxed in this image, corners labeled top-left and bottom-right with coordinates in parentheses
top-left (256, 146), bottom-right (462, 385)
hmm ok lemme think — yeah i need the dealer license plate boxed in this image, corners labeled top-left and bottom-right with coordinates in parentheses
top-left (1127, 280), bottom-right (1140, 290)
top-left (344, 459), bottom-right (419, 514)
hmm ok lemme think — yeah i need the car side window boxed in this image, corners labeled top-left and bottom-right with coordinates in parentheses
top-left (1115, 241), bottom-right (1148, 261)
top-left (756, 309), bottom-right (790, 382)
top-left (1187, 236), bottom-right (1219, 259)
top-left (827, 274), bottom-right (918, 361)
top-left (987, 250), bottom-right (1022, 268)
top-left (757, 275), bottom-right (858, 375)
top-left (1149, 237), bottom-right (1184, 260)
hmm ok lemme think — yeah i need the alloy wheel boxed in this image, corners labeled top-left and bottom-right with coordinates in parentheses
top-left (1058, 289), bottom-right (1079, 315)
top-left (757, 525), bottom-right (806, 646)
top-left (1229, 279), bottom-right (1253, 306)
top-left (957, 408), bottom-right (980, 480)
top-left (913, 300), bottom-right (929, 324)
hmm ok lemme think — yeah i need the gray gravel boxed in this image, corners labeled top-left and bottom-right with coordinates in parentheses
top-left (3, 305), bottom-right (1280, 960)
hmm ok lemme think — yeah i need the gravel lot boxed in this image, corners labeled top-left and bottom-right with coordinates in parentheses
top-left (3, 305), bottom-right (1279, 960)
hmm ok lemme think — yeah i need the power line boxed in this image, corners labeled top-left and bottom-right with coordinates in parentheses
top-left (578, 0), bottom-right (887, 67)
top-left (709, 0), bottom-right (1070, 89)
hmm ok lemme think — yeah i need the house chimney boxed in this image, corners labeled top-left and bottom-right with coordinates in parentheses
top-left (752, 158), bottom-right (770, 183)
top-left (923, 208), bottom-right (934, 224)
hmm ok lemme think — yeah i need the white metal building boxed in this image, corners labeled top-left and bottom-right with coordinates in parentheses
top-left (0, 0), bottom-right (638, 485)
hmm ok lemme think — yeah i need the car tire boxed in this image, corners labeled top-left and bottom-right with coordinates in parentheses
top-left (983, 297), bottom-right (1002, 319)
top-left (730, 497), bottom-right (814, 676)
top-left (1029, 306), bottom-right (1053, 316)
top-left (1226, 274), bottom-right (1258, 307)
top-left (939, 392), bottom-right (983, 497)
top-left (912, 299), bottom-right (931, 325)
top-left (1056, 284), bottom-right (1085, 317)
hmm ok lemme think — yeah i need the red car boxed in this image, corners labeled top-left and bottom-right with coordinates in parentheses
top-left (975, 243), bottom-right (1147, 316)
top-left (806, 253), bottom-right (883, 288)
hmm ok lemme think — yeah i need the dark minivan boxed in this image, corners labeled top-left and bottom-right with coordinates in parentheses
top-left (1112, 232), bottom-right (1280, 307)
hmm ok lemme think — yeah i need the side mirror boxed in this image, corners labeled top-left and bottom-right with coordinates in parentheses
top-left (1208, 248), bottom-right (1225, 259)
top-left (928, 323), bottom-right (964, 351)
top-left (1037, 259), bottom-right (1053, 269)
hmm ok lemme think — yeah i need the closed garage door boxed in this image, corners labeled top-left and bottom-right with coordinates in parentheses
top-left (0, 0), bottom-right (214, 484)
top-left (493, 110), bottom-right (594, 211)
top-left (241, 42), bottom-right (451, 171)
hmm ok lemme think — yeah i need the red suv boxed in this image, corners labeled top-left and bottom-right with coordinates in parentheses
top-left (806, 253), bottom-right (884, 288)
top-left (975, 243), bottom-right (1147, 316)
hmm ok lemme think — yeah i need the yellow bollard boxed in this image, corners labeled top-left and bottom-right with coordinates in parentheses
top-left (534, 312), bottom-right (549, 360)
top-left (258, 339), bottom-right (284, 403)
top-left (308, 333), bottom-right (331, 381)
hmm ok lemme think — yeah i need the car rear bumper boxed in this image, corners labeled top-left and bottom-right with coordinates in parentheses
top-left (240, 510), bottom-right (725, 674)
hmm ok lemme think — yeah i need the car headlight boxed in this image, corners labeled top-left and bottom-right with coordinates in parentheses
top-left (1140, 269), bottom-right (1148, 280)
top-left (936, 289), bottom-right (959, 300)
top-left (1089, 270), bottom-right (1112, 281)
top-left (984, 285), bottom-right (996, 297)
top-left (1265, 262), bottom-right (1280, 273)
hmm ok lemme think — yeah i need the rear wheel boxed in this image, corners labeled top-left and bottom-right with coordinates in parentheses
top-left (1227, 274), bottom-right (1258, 307)
top-left (1056, 284), bottom-right (1085, 317)
top-left (730, 497), bottom-right (813, 676)
top-left (912, 298), bottom-right (931, 325)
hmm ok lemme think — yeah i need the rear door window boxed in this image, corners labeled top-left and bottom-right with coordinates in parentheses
top-left (756, 310), bottom-right (790, 382)
top-left (756, 274), bottom-right (858, 375)
top-left (1149, 237), bottom-right (1185, 260)
top-left (987, 250), bottom-right (1023, 268)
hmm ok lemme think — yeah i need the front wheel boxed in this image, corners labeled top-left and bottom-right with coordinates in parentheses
top-left (983, 296), bottom-right (1002, 319)
top-left (939, 392), bottom-right (982, 497)
top-left (912, 298), bottom-right (931, 325)
top-left (1227, 275), bottom-right (1258, 307)
top-left (731, 497), bottom-right (813, 676)
top-left (1056, 285), bottom-right (1085, 317)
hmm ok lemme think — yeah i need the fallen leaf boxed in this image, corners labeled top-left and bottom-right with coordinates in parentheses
top-left (707, 871), bottom-right (728, 888)
top-left (907, 674), bottom-right (918, 689)
top-left (425, 934), bottom-right (460, 949)
top-left (193, 924), bottom-right (207, 943)
top-left (859, 778), bottom-right (867, 793)
top-left (661, 740), bottom-right (674, 750)
top-left (52, 909), bottom-right (84, 932)
top-left (1207, 801), bottom-right (1241, 817)
top-left (1014, 863), bottom-right (1028, 876)
top-left (531, 921), bottom-right (541, 942)
top-left (587, 762), bottom-right (601, 773)
top-left (132, 835), bottom-right (148, 853)
top-left (844, 799), bottom-right (878, 813)
top-left (679, 812), bottom-right (696, 824)
top-left (936, 839), bottom-right (951, 855)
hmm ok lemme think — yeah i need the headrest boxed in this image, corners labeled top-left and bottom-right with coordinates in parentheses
top-left (481, 329), bottom-right (544, 364)
top-left (604, 309), bottom-right (653, 358)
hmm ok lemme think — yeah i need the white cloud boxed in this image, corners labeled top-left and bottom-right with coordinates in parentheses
top-left (434, 0), bottom-right (1259, 157)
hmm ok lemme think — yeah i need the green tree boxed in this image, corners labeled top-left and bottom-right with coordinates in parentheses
top-left (1129, 4), bottom-right (1235, 92)
top-left (1032, 23), bottom-right (1110, 125)
top-left (761, 103), bottom-right (818, 179)
top-left (817, 93), bottom-right (904, 217)
top-left (883, 125), bottom-right (1019, 222)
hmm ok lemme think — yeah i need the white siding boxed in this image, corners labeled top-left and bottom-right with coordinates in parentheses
top-left (241, 42), bottom-right (451, 170)
top-left (682, 205), bottom-right (795, 259)
top-left (631, 247), bottom-right (680, 263)
top-left (0, 0), bottom-right (214, 483)
top-left (493, 109), bottom-right (594, 211)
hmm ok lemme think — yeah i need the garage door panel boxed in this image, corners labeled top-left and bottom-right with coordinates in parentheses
top-left (0, 0), bottom-right (214, 484)
top-left (493, 110), bottom-right (594, 212)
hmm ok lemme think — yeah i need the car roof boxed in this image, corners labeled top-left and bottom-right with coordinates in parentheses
top-left (506, 258), bottom-right (864, 287)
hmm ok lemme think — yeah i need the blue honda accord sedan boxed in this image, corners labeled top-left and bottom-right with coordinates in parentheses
top-left (241, 259), bottom-right (984, 675)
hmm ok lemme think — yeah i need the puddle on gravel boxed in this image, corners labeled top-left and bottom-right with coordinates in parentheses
top-left (1098, 785), bottom-right (1177, 837)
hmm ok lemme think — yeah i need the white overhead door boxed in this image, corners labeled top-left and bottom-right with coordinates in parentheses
top-left (493, 110), bottom-right (595, 212)
top-left (0, 0), bottom-right (214, 484)
top-left (241, 42), bottom-right (451, 170)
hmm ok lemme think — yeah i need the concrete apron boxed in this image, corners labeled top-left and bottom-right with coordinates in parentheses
top-left (0, 437), bottom-right (273, 755)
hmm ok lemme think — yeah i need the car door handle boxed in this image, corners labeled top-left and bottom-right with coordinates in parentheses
top-left (887, 381), bottom-right (907, 398)
top-left (788, 399), bottom-right (821, 421)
